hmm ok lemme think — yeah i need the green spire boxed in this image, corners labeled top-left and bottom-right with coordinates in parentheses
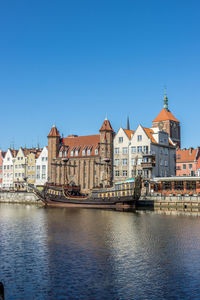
top-left (163, 89), bottom-right (168, 110)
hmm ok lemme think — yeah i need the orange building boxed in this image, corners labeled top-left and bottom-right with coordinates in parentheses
top-left (176, 147), bottom-right (200, 176)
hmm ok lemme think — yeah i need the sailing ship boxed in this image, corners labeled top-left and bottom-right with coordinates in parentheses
top-left (25, 176), bottom-right (142, 208)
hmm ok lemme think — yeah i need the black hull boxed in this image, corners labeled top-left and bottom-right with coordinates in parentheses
top-left (35, 191), bottom-right (137, 208)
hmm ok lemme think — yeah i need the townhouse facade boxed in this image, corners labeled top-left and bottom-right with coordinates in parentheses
top-left (35, 146), bottom-right (48, 186)
top-left (0, 150), bottom-right (5, 188)
top-left (176, 147), bottom-right (200, 176)
top-left (113, 125), bottom-right (176, 182)
top-left (2, 149), bottom-right (17, 189)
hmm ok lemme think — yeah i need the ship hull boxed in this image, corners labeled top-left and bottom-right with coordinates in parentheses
top-left (39, 194), bottom-right (136, 208)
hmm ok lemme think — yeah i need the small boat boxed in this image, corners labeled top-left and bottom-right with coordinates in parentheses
top-left (25, 177), bottom-right (142, 208)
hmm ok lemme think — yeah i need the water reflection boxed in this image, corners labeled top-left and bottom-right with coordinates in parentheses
top-left (1, 205), bottom-right (200, 299)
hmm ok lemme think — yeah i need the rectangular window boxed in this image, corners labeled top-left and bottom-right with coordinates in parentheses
top-left (143, 146), bottom-right (148, 154)
top-left (122, 170), bottom-right (127, 177)
top-left (143, 157), bottom-right (148, 163)
top-left (138, 170), bottom-right (142, 175)
top-left (131, 158), bottom-right (135, 165)
top-left (122, 147), bottom-right (128, 154)
top-left (131, 169), bottom-right (136, 177)
top-left (82, 150), bottom-right (85, 156)
top-left (138, 158), bottom-right (142, 165)
top-left (95, 149), bottom-right (98, 155)
top-left (114, 148), bottom-right (119, 154)
top-left (137, 135), bottom-right (142, 141)
top-left (115, 170), bottom-right (120, 177)
top-left (137, 146), bottom-right (142, 153)
top-left (87, 149), bottom-right (91, 155)
top-left (122, 159), bottom-right (127, 166)
top-left (119, 137), bottom-right (123, 143)
top-left (131, 146), bottom-right (136, 153)
top-left (165, 160), bottom-right (168, 166)
top-left (183, 164), bottom-right (186, 170)
top-left (75, 150), bottom-right (79, 156)
top-left (189, 164), bottom-right (192, 170)
top-left (70, 151), bottom-right (74, 156)
top-left (114, 159), bottom-right (119, 166)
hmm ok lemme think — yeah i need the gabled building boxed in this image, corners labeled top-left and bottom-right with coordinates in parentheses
top-left (26, 149), bottom-right (42, 185)
top-left (35, 146), bottom-right (48, 186)
top-left (47, 118), bottom-right (114, 192)
top-left (113, 124), bottom-right (176, 181)
top-left (152, 91), bottom-right (181, 148)
top-left (0, 150), bottom-right (5, 188)
top-left (2, 149), bottom-right (17, 189)
top-left (176, 147), bottom-right (200, 176)
top-left (13, 147), bottom-right (27, 189)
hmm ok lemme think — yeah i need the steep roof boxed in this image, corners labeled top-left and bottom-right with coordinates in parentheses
top-left (61, 134), bottom-right (100, 158)
top-left (143, 127), bottom-right (157, 144)
top-left (48, 125), bottom-right (60, 137)
top-left (123, 129), bottom-right (134, 140)
top-left (153, 108), bottom-right (179, 123)
top-left (99, 119), bottom-right (114, 132)
top-left (176, 148), bottom-right (200, 163)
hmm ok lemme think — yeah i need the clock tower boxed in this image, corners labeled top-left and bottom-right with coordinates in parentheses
top-left (152, 91), bottom-right (181, 148)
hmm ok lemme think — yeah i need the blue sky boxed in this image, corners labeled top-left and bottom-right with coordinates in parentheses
top-left (0, 0), bottom-right (200, 150)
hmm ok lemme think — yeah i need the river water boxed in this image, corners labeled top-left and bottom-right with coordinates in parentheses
top-left (1, 204), bottom-right (200, 299)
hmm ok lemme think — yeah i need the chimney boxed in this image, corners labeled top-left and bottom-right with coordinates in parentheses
top-left (189, 147), bottom-right (193, 155)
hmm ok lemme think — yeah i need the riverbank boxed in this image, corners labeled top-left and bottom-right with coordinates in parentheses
top-left (0, 191), bottom-right (40, 204)
top-left (138, 194), bottom-right (200, 215)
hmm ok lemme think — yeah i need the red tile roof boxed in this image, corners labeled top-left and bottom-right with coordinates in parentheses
top-left (48, 125), bottom-right (60, 137)
top-left (153, 108), bottom-right (179, 123)
top-left (62, 134), bottom-right (100, 158)
top-left (176, 148), bottom-right (200, 163)
top-left (99, 119), bottom-right (114, 132)
top-left (143, 127), bottom-right (157, 144)
top-left (124, 129), bottom-right (134, 140)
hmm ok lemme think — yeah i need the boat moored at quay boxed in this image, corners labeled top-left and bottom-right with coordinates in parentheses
top-left (25, 177), bottom-right (142, 208)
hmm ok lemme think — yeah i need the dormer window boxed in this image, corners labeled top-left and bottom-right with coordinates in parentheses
top-left (95, 149), bottom-right (98, 155)
top-left (59, 151), bottom-right (62, 157)
top-left (70, 151), bottom-right (74, 156)
top-left (64, 151), bottom-right (68, 156)
top-left (87, 149), bottom-right (91, 155)
top-left (82, 150), bottom-right (85, 156)
top-left (75, 150), bottom-right (79, 156)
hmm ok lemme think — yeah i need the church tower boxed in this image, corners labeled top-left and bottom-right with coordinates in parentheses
top-left (152, 91), bottom-right (181, 148)
top-left (99, 118), bottom-right (114, 187)
top-left (47, 125), bottom-right (61, 182)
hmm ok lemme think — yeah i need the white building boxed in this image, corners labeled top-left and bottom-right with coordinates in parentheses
top-left (2, 149), bottom-right (16, 189)
top-left (35, 146), bottom-right (48, 186)
top-left (113, 125), bottom-right (176, 182)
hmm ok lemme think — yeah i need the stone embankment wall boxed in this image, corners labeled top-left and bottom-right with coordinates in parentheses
top-left (0, 191), bottom-right (40, 204)
top-left (138, 194), bottom-right (200, 215)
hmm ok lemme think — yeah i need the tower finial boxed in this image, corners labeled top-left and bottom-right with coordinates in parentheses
top-left (163, 88), bottom-right (168, 110)
top-left (127, 116), bottom-right (130, 130)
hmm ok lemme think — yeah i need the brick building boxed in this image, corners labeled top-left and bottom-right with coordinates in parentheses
top-left (176, 147), bottom-right (200, 176)
top-left (48, 118), bottom-right (114, 192)
top-left (152, 91), bottom-right (181, 148)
